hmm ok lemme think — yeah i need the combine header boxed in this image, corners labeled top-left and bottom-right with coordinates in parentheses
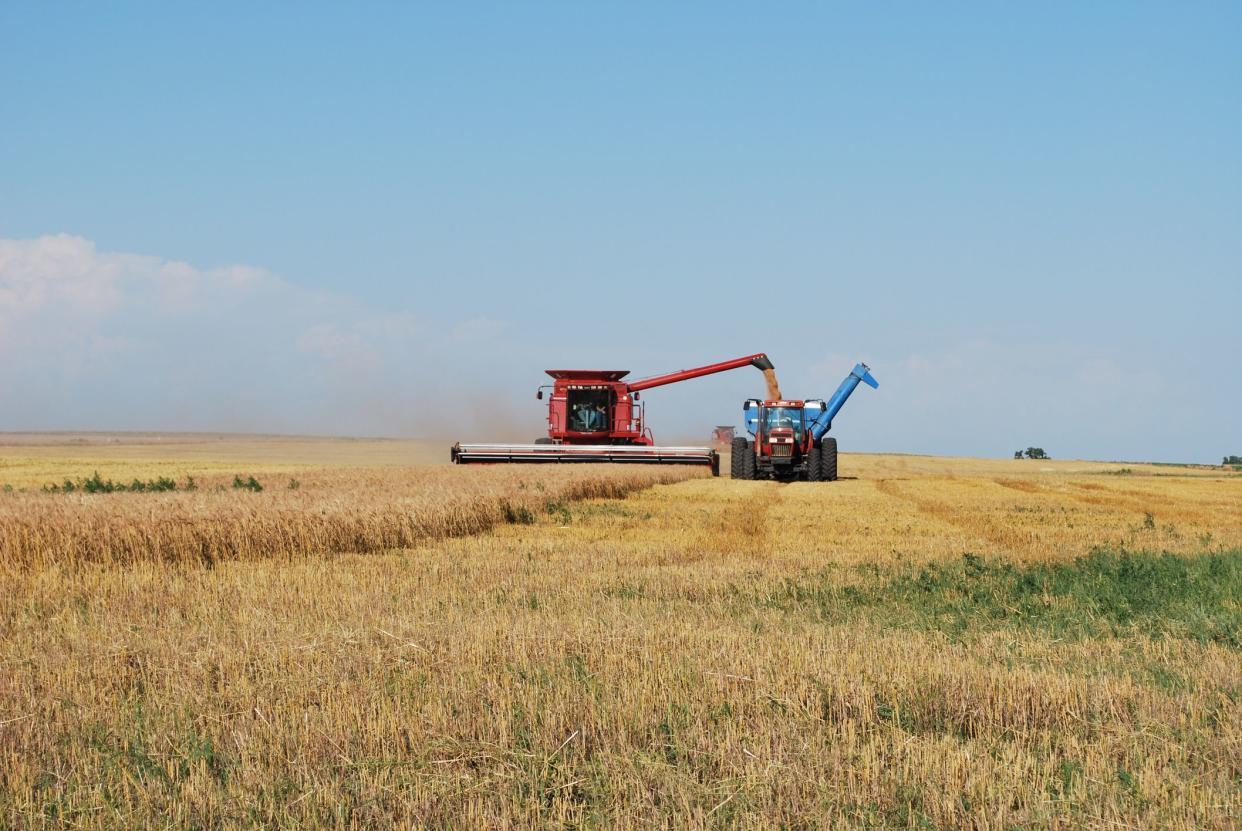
top-left (451, 353), bottom-right (775, 474)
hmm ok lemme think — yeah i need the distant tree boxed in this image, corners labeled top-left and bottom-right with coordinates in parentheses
top-left (1014, 450), bottom-right (1024, 459)
top-left (1224, 455), bottom-right (1242, 466)
top-left (1025, 447), bottom-right (1049, 460)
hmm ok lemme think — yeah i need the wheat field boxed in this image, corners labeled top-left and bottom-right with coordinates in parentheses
top-left (0, 439), bottom-right (1238, 829)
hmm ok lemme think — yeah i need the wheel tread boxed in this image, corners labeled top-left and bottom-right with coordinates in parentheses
top-left (821, 437), bottom-right (838, 481)
top-left (807, 446), bottom-right (823, 481)
top-left (740, 440), bottom-right (757, 480)
top-left (730, 436), bottom-right (749, 479)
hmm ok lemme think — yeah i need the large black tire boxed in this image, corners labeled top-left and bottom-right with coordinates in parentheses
top-left (806, 445), bottom-right (824, 481)
top-left (740, 440), bottom-right (757, 480)
top-left (730, 436), bottom-right (749, 479)
top-left (821, 437), bottom-right (838, 481)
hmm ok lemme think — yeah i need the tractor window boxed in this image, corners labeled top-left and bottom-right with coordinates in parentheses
top-left (762, 407), bottom-right (804, 441)
top-left (567, 390), bottom-right (611, 432)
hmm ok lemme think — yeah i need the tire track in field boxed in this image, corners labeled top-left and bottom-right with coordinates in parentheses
top-left (991, 476), bottom-right (1159, 513)
top-left (992, 478), bottom-right (1041, 494)
top-left (874, 478), bottom-right (1036, 554)
top-left (1004, 478), bottom-right (1221, 523)
top-left (998, 476), bottom-right (1212, 521)
top-left (688, 482), bottom-right (779, 558)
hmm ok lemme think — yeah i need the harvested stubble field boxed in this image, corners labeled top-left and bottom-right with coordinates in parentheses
top-left (0, 440), bottom-right (1239, 830)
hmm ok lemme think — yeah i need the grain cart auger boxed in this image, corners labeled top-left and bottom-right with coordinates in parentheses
top-left (730, 363), bottom-right (878, 482)
top-left (450, 353), bottom-right (776, 475)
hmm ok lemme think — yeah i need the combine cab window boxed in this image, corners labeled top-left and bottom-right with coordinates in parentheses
top-left (762, 407), bottom-right (804, 441)
top-left (567, 389), bottom-right (611, 432)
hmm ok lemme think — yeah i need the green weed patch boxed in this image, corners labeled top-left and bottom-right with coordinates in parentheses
top-left (42, 472), bottom-right (186, 494)
top-left (773, 548), bottom-right (1241, 646)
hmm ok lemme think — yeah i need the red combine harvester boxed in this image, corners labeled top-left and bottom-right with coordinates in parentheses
top-left (451, 353), bottom-right (774, 475)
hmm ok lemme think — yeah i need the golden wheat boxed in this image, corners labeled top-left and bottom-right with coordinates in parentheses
top-left (0, 441), bottom-right (1238, 829)
top-left (0, 465), bottom-right (706, 569)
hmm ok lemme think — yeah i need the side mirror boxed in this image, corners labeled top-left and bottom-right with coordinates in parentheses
top-left (633, 392), bottom-right (640, 401)
top-left (536, 390), bottom-right (543, 400)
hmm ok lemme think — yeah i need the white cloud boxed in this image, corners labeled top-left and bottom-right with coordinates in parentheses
top-left (0, 234), bottom-right (122, 324)
top-left (0, 234), bottom-right (532, 436)
top-left (0, 234), bottom-right (293, 342)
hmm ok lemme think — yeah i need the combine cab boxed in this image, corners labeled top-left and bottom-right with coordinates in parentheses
top-left (452, 353), bottom-right (775, 475)
top-left (731, 363), bottom-right (878, 481)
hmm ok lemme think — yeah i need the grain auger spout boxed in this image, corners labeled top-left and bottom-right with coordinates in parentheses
top-left (808, 363), bottom-right (879, 441)
top-left (450, 353), bottom-right (776, 475)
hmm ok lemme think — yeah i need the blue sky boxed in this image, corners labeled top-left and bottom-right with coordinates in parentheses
top-left (1, 3), bottom-right (1238, 461)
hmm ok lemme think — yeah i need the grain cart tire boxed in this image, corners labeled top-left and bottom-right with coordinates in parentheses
top-left (821, 437), bottom-right (838, 481)
top-left (730, 436), bottom-right (749, 479)
top-left (740, 440), bottom-right (757, 480)
top-left (806, 445), bottom-right (824, 481)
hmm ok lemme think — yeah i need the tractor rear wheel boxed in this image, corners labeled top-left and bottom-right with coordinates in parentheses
top-left (730, 436), bottom-right (749, 479)
top-left (821, 437), bottom-right (838, 481)
top-left (806, 445), bottom-right (824, 481)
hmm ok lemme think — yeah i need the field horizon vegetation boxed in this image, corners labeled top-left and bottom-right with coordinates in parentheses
top-left (1, 434), bottom-right (1238, 828)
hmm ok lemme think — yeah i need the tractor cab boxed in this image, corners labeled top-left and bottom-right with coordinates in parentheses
top-left (745, 400), bottom-right (818, 468)
top-left (762, 405), bottom-right (803, 464)
top-left (762, 404), bottom-right (806, 440)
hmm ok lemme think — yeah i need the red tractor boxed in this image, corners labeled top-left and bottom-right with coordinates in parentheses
top-left (731, 363), bottom-right (878, 482)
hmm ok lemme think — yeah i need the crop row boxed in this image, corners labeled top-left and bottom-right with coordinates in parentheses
top-left (0, 465), bottom-right (706, 569)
